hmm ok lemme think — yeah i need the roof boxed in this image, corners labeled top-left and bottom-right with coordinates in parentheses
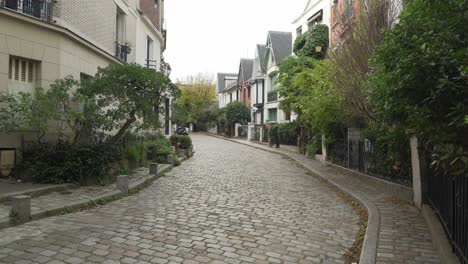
top-left (216, 73), bottom-right (238, 94)
top-left (223, 80), bottom-right (238, 92)
top-left (238, 58), bottom-right (254, 83)
top-left (257, 44), bottom-right (267, 70)
top-left (266, 31), bottom-right (293, 65)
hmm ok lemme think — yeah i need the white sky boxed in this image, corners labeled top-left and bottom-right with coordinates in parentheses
top-left (164, 0), bottom-right (308, 83)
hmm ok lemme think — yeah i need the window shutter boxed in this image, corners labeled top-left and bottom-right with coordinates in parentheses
top-left (21, 61), bottom-right (27, 82)
top-left (14, 59), bottom-right (19, 81)
top-left (8, 58), bottom-right (12, 80)
top-left (28, 62), bottom-right (34, 83)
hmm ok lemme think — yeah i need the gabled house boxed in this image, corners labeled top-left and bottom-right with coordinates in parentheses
top-left (216, 73), bottom-right (238, 108)
top-left (237, 58), bottom-right (254, 111)
top-left (292, 0), bottom-right (331, 43)
top-left (251, 44), bottom-right (267, 124)
top-left (263, 31), bottom-right (293, 124)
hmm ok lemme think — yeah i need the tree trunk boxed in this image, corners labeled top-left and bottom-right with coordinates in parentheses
top-left (110, 110), bottom-right (137, 144)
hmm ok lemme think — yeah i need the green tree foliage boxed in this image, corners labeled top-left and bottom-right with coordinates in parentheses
top-left (293, 24), bottom-right (329, 59)
top-left (369, 0), bottom-right (468, 176)
top-left (80, 63), bottom-right (178, 143)
top-left (173, 74), bottom-right (217, 131)
top-left (296, 60), bottom-right (347, 137)
top-left (277, 56), bottom-right (315, 114)
top-left (224, 101), bottom-right (250, 126)
top-left (0, 76), bottom-right (96, 143)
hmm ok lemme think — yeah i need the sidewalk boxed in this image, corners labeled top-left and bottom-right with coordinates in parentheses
top-left (0, 164), bottom-right (173, 230)
top-left (216, 136), bottom-right (441, 264)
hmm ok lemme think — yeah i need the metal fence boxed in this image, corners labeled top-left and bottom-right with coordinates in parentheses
top-left (328, 138), bottom-right (412, 186)
top-left (427, 170), bottom-right (468, 264)
top-left (0, 0), bottom-right (54, 22)
top-left (237, 125), bottom-right (248, 138)
top-left (253, 125), bottom-right (261, 141)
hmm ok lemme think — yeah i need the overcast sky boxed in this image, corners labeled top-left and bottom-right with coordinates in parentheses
top-left (164, 0), bottom-right (308, 83)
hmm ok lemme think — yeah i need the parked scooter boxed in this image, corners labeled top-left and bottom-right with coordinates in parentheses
top-left (176, 127), bottom-right (189, 135)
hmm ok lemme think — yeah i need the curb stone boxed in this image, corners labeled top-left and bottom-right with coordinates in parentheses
top-left (0, 160), bottom-right (187, 231)
top-left (207, 134), bottom-right (379, 264)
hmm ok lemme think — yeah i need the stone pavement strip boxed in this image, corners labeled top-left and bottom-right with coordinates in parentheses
top-left (0, 134), bottom-right (360, 264)
top-left (221, 135), bottom-right (441, 264)
top-left (0, 165), bottom-right (172, 228)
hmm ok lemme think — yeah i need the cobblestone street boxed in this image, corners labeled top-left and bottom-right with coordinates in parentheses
top-left (0, 134), bottom-right (359, 264)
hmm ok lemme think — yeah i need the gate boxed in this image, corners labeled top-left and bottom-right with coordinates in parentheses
top-left (427, 170), bottom-right (468, 264)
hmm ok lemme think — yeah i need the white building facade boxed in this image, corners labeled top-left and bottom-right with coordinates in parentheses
top-left (292, 0), bottom-right (331, 42)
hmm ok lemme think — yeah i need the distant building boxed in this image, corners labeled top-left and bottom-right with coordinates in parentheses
top-left (292, 0), bottom-right (331, 43)
top-left (251, 44), bottom-right (266, 124)
top-left (216, 73), bottom-right (238, 108)
top-left (237, 58), bottom-right (254, 111)
top-left (263, 31), bottom-right (293, 124)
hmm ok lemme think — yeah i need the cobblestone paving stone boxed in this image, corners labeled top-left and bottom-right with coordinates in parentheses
top-left (0, 168), bottom-right (153, 219)
top-left (0, 134), bottom-right (360, 264)
top-left (226, 137), bottom-right (441, 264)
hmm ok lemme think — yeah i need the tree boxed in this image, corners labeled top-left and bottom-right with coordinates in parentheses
top-left (173, 73), bottom-right (217, 130)
top-left (222, 102), bottom-right (250, 135)
top-left (0, 76), bottom-right (95, 143)
top-left (369, 0), bottom-right (468, 176)
top-left (329, 0), bottom-right (401, 125)
top-left (81, 63), bottom-right (178, 143)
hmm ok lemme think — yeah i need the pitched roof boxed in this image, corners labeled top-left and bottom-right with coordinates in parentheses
top-left (257, 44), bottom-right (267, 70)
top-left (216, 73), bottom-right (238, 94)
top-left (266, 31), bottom-right (293, 65)
top-left (238, 58), bottom-right (254, 83)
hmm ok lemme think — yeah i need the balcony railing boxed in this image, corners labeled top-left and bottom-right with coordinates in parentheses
top-left (267, 90), bottom-right (278, 102)
top-left (0, 0), bottom-right (54, 22)
top-left (115, 42), bottom-right (131, 63)
top-left (145, 59), bottom-right (158, 70)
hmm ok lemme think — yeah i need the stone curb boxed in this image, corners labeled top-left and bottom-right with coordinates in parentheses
top-left (207, 134), bottom-right (379, 264)
top-left (0, 162), bottom-right (179, 231)
top-left (0, 184), bottom-right (75, 203)
top-left (422, 205), bottom-right (459, 264)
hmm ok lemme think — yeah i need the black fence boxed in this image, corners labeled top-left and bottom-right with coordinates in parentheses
top-left (253, 125), bottom-right (261, 141)
top-left (328, 138), bottom-right (412, 186)
top-left (1, 0), bottom-right (54, 22)
top-left (427, 170), bottom-right (468, 264)
top-left (237, 125), bottom-right (248, 138)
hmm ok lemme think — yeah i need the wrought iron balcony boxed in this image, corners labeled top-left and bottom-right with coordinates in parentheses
top-left (267, 90), bottom-right (278, 102)
top-left (115, 42), bottom-right (131, 63)
top-left (0, 0), bottom-right (54, 22)
top-left (145, 59), bottom-right (158, 70)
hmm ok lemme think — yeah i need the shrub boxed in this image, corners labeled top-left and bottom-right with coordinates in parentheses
top-left (269, 125), bottom-right (280, 148)
top-left (170, 135), bottom-right (192, 149)
top-left (125, 143), bottom-right (146, 163)
top-left (369, 0), bottom-right (468, 176)
top-left (146, 137), bottom-right (172, 163)
top-left (20, 143), bottom-right (122, 185)
top-left (277, 121), bottom-right (300, 145)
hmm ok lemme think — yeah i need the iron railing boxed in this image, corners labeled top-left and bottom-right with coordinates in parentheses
top-left (427, 169), bottom-right (468, 264)
top-left (267, 90), bottom-right (278, 102)
top-left (115, 42), bottom-right (131, 63)
top-left (145, 59), bottom-right (158, 70)
top-left (328, 138), bottom-right (412, 186)
top-left (0, 0), bottom-right (54, 22)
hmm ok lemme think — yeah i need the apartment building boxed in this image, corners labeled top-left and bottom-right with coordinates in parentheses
top-left (292, 0), bottom-right (331, 43)
top-left (0, 0), bottom-right (169, 166)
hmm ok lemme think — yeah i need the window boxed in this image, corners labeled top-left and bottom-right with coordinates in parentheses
top-left (344, 0), bottom-right (354, 20)
top-left (116, 7), bottom-right (126, 44)
top-left (268, 108), bottom-right (278, 122)
top-left (296, 26), bottom-right (303, 36)
top-left (307, 10), bottom-right (323, 28)
top-left (146, 36), bottom-right (154, 68)
top-left (8, 57), bottom-right (36, 83)
top-left (270, 73), bottom-right (279, 91)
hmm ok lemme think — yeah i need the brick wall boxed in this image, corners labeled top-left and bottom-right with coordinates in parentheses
top-left (140, 0), bottom-right (162, 31)
top-left (54, 0), bottom-right (117, 54)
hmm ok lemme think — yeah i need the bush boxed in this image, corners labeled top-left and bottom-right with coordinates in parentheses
top-left (125, 143), bottom-right (146, 163)
top-left (146, 137), bottom-right (172, 163)
top-left (369, 0), bottom-right (468, 176)
top-left (20, 143), bottom-right (122, 185)
top-left (293, 24), bottom-right (329, 59)
top-left (269, 125), bottom-right (280, 148)
top-left (170, 135), bottom-right (192, 149)
top-left (277, 121), bottom-right (300, 145)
